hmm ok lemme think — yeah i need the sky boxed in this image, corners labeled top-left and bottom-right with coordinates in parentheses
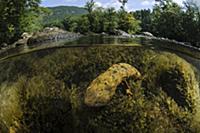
top-left (41, 0), bottom-right (198, 11)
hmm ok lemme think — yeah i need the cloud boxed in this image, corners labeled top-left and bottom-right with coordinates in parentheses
top-left (141, 1), bottom-right (150, 6)
top-left (173, 0), bottom-right (185, 6)
top-left (95, 0), bottom-right (122, 10)
top-left (95, 1), bottom-right (102, 7)
top-left (192, 0), bottom-right (200, 6)
top-left (140, 0), bottom-right (184, 6)
top-left (141, 0), bottom-right (155, 6)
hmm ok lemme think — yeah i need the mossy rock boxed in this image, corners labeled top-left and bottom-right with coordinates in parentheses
top-left (85, 63), bottom-right (141, 107)
top-left (141, 53), bottom-right (200, 112)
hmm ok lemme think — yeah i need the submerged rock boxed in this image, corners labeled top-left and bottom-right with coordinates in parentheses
top-left (84, 63), bottom-right (141, 107)
top-left (142, 53), bottom-right (200, 112)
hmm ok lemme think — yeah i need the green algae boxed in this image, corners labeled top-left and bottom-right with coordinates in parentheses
top-left (0, 46), bottom-right (199, 132)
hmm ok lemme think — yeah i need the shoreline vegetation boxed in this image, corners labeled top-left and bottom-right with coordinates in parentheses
top-left (1, 0), bottom-right (200, 48)
top-left (1, 30), bottom-right (200, 62)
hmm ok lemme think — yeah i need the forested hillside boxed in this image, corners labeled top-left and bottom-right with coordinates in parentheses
top-left (43, 6), bottom-right (87, 26)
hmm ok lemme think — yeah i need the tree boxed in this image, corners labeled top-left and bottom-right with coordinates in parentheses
top-left (181, 1), bottom-right (200, 46)
top-left (20, 7), bottom-right (48, 33)
top-left (138, 0), bottom-right (200, 47)
top-left (104, 8), bottom-right (119, 34)
top-left (151, 0), bottom-right (184, 40)
top-left (76, 15), bottom-right (90, 33)
top-left (118, 12), bottom-right (141, 34)
top-left (0, 0), bottom-right (41, 44)
top-left (85, 0), bottom-right (95, 14)
top-left (85, 0), bottom-right (96, 31)
top-left (132, 9), bottom-right (152, 32)
top-left (62, 16), bottom-right (75, 32)
top-left (118, 0), bottom-right (128, 11)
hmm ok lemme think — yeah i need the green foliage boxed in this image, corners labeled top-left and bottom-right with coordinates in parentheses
top-left (20, 7), bottom-right (49, 33)
top-left (44, 1), bottom-right (140, 35)
top-left (85, 0), bottom-right (96, 31)
top-left (132, 9), bottom-right (152, 32)
top-left (118, 12), bottom-right (141, 34)
top-left (43, 6), bottom-right (87, 27)
top-left (118, 0), bottom-right (128, 11)
top-left (181, 1), bottom-right (200, 46)
top-left (133, 0), bottom-right (200, 47)
top-left (103, 8), bottom-right (119, 34)
top-left (85, 0), bottom-right (95, 14)
top-left (62, 15), bottom-right (90, 33)
top-left (62, 16), bottom-right (77, 32)
top-left (61, 5), bottom-right (140, 34)
top-left (151, 0), bottom-right (184, 40)
top-left (44, 20), bottom-right (64, 29)
top-left (76, 15), bottom-right (90, 33)
top-left (0, 0), bottom-right (42, 44)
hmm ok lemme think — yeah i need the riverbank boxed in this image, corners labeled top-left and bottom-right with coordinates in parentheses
top-left (111, 30), bottom-right (200, 59)
top-left (132, 35), bottom-right (200, 59)
top-left (27, 27), bottom-right (82, 46)
top-left (1, 29), bottom-right (200, 61)
top-left (0, 28), bottom-right (82, 59)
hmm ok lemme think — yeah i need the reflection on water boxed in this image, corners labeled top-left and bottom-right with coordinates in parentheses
top-left (65, 35), bottom-right (141, 45)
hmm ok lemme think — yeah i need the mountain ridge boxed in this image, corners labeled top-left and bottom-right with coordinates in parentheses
top-left (43, 6), bottom-right (87, 25)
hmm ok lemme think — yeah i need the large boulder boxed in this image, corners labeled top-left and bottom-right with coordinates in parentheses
top-left (84, 63), bottom-right (141, 107)
top-left (12, 33), bottom-right (32, 47)
top-left (21, 32), bottom-right (32, 39)
top-left (43, 27), bottom-right (61, 33)
top-left (113, 29), bottom-right (132, 38)
top-left (1, 43), bottom-right (8, 47)
top-left (27, 27), bottom-right (82, 45)
top-left (14, 39), bottom-right (27, 47)
top-left (0, 43), bottom-right (8, 50)
top-left (141, 52), bottom-right (200, 112)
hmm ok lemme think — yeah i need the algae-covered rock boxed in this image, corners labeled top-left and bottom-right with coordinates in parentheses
top-left (141, 53), bottom-right (200, 112)
top-left (159, 65), bottom-right (199, 111)
top-left (84, 63), bottom-right (141, 107)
